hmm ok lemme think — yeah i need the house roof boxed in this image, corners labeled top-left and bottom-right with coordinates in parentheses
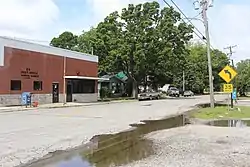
top-left (0, 36), bottom-right (98, 67)
top-left (99, 72), bottom-right (128, 83)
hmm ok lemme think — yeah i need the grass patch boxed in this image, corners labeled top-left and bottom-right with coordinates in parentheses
top-left (191, 106), bottom-right (250, 119)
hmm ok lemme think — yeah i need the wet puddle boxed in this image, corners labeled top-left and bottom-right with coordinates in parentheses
top-left (208, 119), bottom-right (250, 127)
top-left (24, 115), bottom-right (185, 167)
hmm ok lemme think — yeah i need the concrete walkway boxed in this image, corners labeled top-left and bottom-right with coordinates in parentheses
top-left (0, 100), bottom-right (136, 112)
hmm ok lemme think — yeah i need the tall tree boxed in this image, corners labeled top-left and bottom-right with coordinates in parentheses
top-left (94, 1), bottom-right (193, 97)
top-left (236, 59), bottom-right (250, 96)
top-left (50, 31), bottom-right (78, 50)
top-left (49, 1), bottom-right (195, 98)
top-left (176, 43), bottom-right (229, 94)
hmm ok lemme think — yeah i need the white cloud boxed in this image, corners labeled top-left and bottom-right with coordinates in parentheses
top-left (209, 4), bottom-right (250, 62)
top-left (185, 2), bottom-right (250, 62)
top-left (86, 0), bottom-right (155, 27)
top-left (0, 0), bottom-right (249, 62)
top-left (0, 0), bottom-right (59, 41)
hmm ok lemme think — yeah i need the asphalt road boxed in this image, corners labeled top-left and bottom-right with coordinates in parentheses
top-left (0, 95), bottom-right (226, 167)
top-left (236, 100), bottom-right (250, 106)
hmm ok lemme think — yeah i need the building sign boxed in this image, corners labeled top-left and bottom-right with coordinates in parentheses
top-left (21, 68), bottom-right (39, 79)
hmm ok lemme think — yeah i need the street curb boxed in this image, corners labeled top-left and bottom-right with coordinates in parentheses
top-left (0, 100), bottom-right (138, 113)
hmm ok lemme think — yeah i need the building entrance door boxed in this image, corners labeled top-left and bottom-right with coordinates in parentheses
top-left (66, 83), bottom-right (73, 102)
top-left (52, 83), bottom-right (59, 103)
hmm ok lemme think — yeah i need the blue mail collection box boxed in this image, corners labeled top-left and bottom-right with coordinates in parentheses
top-left (232, 89), bottom-right (237, 100)
top-left (21, 92), bottom-right (32, 106)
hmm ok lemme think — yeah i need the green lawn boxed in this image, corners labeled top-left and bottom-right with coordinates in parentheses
top-left (191, 106), bottom-right (250, 119)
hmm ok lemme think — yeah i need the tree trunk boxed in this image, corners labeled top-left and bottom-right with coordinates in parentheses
top-left (144, 76), bottom-right (147, 92)
top-left (132, 80), bottom-right (138, 99)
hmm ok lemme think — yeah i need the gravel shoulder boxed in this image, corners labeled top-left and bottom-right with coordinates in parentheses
top-left (119, 125), bottom-right (250, 167)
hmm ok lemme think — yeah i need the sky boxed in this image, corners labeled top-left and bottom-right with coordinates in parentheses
top-left (0, 0), bottom-right (249, 62)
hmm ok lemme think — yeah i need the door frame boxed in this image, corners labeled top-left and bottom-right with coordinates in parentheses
top-left (52, 82), bottom-right (59, 103)
top-left (66, 81), bottom-right (73, 102)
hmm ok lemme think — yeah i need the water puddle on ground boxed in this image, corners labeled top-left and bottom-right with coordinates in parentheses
top-left (208, 119), bottom-right (250, 127)
top-left (25, 115), bottom-right (184, 167)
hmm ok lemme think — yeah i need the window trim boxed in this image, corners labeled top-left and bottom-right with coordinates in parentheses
top-left (72, 79), bottom-right (95, 94)
top-left (10, 80), bottom-right (22, 91)
top-left (33, 81), bottom-right (43, 91)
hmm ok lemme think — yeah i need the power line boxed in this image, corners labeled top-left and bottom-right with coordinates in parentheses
top-left (224, 45), bottom-right (237, 66)
top-left (170, 0), bottom-right (205, 38)
top-left (162, 0), bottom-right (204, 40)
top-left (162, 0), bottom-right (215, 49)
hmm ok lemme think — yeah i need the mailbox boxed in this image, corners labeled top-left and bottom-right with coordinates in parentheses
top-left (21, 92), bottom-right (32, 106)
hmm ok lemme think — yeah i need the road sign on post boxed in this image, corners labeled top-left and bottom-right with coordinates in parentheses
top-left (219, 65), bottom-right (237, 109)
top-left (218, 65), bottom-right (237, 83)
top-left (223, 84), bottom-right (233, 93)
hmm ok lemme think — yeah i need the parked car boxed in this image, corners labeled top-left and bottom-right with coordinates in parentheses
top-left (183, 90), bottom-right (194, 97)
top-left (167, 87), bottom-right (180, 97)
top-left (138, 90), bottom-right (161, 101)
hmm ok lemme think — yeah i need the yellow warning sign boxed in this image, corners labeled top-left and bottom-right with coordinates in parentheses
top-left (223, 84), bottom-right (233, 93)
top-left (218, 65), bottom-right (237, 83)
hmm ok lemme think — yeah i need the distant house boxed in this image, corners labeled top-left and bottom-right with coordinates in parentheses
top-left (98, 72), bottom-right (128, 97)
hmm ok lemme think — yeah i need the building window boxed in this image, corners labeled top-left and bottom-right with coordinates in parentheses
top-left (11, 80), bottom-right (21, 91)
top-left (72, 79), bottom-right (95, 94)
top-left (33, 81), bottom-right (43, 91)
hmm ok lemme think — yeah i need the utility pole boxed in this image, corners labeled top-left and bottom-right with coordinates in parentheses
top-left (224, 45), bottom-right (237, 108)
top-left (224, 45), bottom-right (237, 66)
top-left (63, 56), bottom-right (66, 105)
top-left (194, 0), bottom-right (214, 108)
top-left (91, 47), bottom-right (94, 55)
top-left (183, 71), bottom-right (185, 92)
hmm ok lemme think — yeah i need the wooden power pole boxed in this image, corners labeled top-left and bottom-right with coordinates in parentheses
top-left (224, 45), bottom-right (237, 108)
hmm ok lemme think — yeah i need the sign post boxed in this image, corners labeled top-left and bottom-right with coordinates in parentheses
top-left (219, 65), bottom-right (237, 109)
top-left (223, 84), bottom-right (233, 109)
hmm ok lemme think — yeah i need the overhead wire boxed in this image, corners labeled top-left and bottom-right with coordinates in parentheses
top-left (162, 0), bottom-right (215, 49)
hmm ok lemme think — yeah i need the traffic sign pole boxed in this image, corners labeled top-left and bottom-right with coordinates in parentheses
top-left (219, 65), bottom-right (238, 110)
top-left (231, 92), bottom-right (233, 108)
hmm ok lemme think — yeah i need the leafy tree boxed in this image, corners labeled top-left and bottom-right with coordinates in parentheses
top-left (94, 1), bottom-right (193, 97)
top-left (176, 43), bottom-right (229, 94)
top-left (50, 31), bottom-right (78, 50)
top-left (78, 28), bottom-right (98, 54)
top-left (236, 59), bottom-right (250, 96)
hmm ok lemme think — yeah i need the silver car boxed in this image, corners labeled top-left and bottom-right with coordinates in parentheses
top-left (183, 90), bottom-right (194, 97)
top-left (138, 91), bottom-right (161, 101)
top-left (167, 87), bottom-right (180, 97)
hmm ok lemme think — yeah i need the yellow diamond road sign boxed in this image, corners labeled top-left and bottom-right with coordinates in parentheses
top-left (218, 65), bottom-right (237, 83)
top-left (223, 84), bottom-right (233, 93)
